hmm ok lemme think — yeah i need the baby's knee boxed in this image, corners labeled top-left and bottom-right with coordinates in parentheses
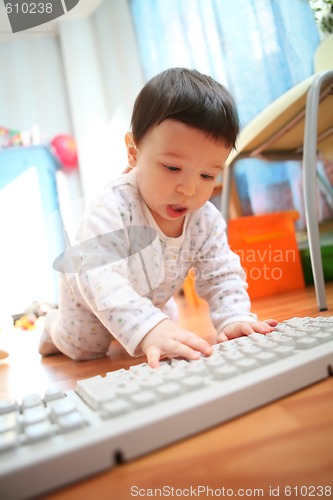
top-left (39, 310), bottom-right (61, 356)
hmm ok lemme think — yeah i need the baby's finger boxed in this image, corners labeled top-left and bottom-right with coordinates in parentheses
top-left (146, 345), bottom-right (162, 369)
top-left (181, 334), bottom-right (213, 356)
top-left (217, 331), bottom-right (229, 343)
top-left (170, 342), bottom-right (203, 362)
top-left (264, 318), bottom-right (278, 327)
top-left (239, 323), bottom-right (257, 336)
top-left (251, 322), bottom-right (275, 334)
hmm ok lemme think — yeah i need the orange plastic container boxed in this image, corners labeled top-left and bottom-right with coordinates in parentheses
top-left (228, 211), bottom-right (305, 299)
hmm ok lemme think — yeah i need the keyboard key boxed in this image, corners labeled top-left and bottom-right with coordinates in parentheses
top-left (21, 393), bottom-right (44, 409)
top-left (0, 430), bottom-right (19, 452)
top-left (164, 367), bottom-right (186, 381)
top-left (272, 345), bottom-right (295, 358)
top-left (294, 326), bottom-right (321, 334)
top-left (129, 362), bottom-right (151, 373)
top-left (25, 421), bottom-right (55, 443)
top-left (101, 398), bottom-right (131, 418)
top-left (0, 412), bottom-right (19, 433)
top-left (266, 333), bottom-right (294, 346)
top-left (187, 358), bottom-right (209, 376)
top-left (129, 363), bottom-right (154, 381)
top-left (204, 356), bottom-right (225, 369)
top-left (219, 341), bottom-right (238, 351)
top-left (220, 351), bottom-right (245, 363)
top-left (295, 337), bottom-right (319, 349)
top-left (140, 374), bottom-right (164, 389)
top-left (50, 398), bottom-right (76, 418)
top-left (170, 359), bottom-right (188, 368)
top-left (130, 390), bottom-right (158, 408)
top-left (251, 339), bottom-right (278, 350)
top-left (156, 383), bottom-right (182, 399)
top-left (276, 329), bottom-right (306, 339)
top-left (57, 411), bottom-right (87, 432)
top-left (311, 331), bottom-right (333, 343)
top-left (284, 317), bottom-right (308, 328)
top-left (238, 345), bottom-right (262, 355)
top-left (211, 364), bottom-right (240, 380)
top-left (275, 324), bottom-right (296, 334)
top-left (180, 375), bottom-right (205, 390)
top-left (22, 407), bottom-right (49, 427)
top-left (93, 391), bottom-right (118, 410)
top-left (44, 387), bottom-right (66, 403)
top-left (0, 400), bottom-right (18, 415)
top-left (252, 351), bottom-right (278, 364)
top-left (305, 321), bottom-right (328, 328)
top-left (116, 382), bottom-right (141, 398)
top-left (105, 368), bottom-right (128, 382)
top-left (314, 320), bottom-right (333, 333)
top-left (316, 316), bottom-right (333, 326)
top-left (76, 376), bottom-right (117, 410)
top-left (248, 333), bottom-right (265, 342)
top-left (317, 316), bottom-right (333, 322)
top-left (234, 358), bottom-right (259, 371)
top-left (233, 337), bottom-right (251, 346)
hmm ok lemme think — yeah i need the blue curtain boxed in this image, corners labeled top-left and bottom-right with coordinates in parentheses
top-left (130, 0), bottom-right (319, 125)
top-left (129, 0), bottom-right (322, 224)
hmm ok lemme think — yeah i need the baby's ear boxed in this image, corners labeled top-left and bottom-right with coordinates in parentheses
top-left (125, 132), bottom-right (138, 168)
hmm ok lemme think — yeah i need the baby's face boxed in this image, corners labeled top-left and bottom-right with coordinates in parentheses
top-left (127, 120), bottom-right (231, 237)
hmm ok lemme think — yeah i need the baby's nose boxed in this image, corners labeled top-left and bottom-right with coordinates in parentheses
top-left (176, 180), bottom-right (196, 196)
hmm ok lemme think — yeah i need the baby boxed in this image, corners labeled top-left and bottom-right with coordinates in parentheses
top-left (40, 67), bottom-right (277, 367)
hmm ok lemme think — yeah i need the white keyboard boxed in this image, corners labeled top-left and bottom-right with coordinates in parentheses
top-left (1, 316), bottom-right (333, 500)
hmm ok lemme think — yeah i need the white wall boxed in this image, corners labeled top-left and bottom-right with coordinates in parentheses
top-left (56, 0), bottom-right (145, 203)
top-left (0, 0), bottom-right (145, 203)
top-left (0, 36), bottom-right (72, 139)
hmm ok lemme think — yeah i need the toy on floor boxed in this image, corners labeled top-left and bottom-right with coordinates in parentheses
top-left (14, 301), bottom-right (57, 330)
top-left (15, 314), bottom-right (37, 330)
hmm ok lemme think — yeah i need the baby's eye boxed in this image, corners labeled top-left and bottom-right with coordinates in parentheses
top-left (201, 174), bottom-right (215, 180)
top-left (164, 165), bottom-right (181, 172)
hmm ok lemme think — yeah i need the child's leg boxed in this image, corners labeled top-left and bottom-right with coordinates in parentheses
top-left (39, 307), bottom-right (112, 361)
top-left (39, 310), bottom-right (61, 356)
top-left (39, 272), bottom-right (114, 360)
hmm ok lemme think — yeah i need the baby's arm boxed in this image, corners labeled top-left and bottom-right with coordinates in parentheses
top-left (139, 319), bottom-right (213, 368)
top-left (217, 319), bottom-right (278, 342)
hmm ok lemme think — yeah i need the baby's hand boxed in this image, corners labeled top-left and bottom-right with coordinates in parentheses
top-left (217, 319), bottom-right (278, 342)
top-left (139, 319), bottom-right (213, 368)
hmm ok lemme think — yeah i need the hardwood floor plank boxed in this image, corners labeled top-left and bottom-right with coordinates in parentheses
top-left (176, 282), bottom-right (333, 337)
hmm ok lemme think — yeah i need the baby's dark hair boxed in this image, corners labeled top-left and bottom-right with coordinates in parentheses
top-left (130, 67), bottom-right (239, 148)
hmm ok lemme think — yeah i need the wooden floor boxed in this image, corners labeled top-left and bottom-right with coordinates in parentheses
top-left (176, 281), bottom-right (333, 343)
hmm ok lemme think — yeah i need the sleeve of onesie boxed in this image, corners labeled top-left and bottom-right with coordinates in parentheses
top-left (194, 211), bottom-right (257, 334)
top-left (73, 197), bottom-right (168, 356)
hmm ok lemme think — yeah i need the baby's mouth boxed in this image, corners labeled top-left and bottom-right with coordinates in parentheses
top-left (166, 204), bottom-right (188, 218)
top-left (171, 204), bottom-right (187, 212)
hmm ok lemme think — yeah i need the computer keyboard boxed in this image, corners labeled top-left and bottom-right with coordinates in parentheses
top-left (1, 315), bottom-right (333, 500)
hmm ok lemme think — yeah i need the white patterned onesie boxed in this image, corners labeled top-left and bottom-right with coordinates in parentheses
top-left (40, 169), bottom-right (256, 360)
